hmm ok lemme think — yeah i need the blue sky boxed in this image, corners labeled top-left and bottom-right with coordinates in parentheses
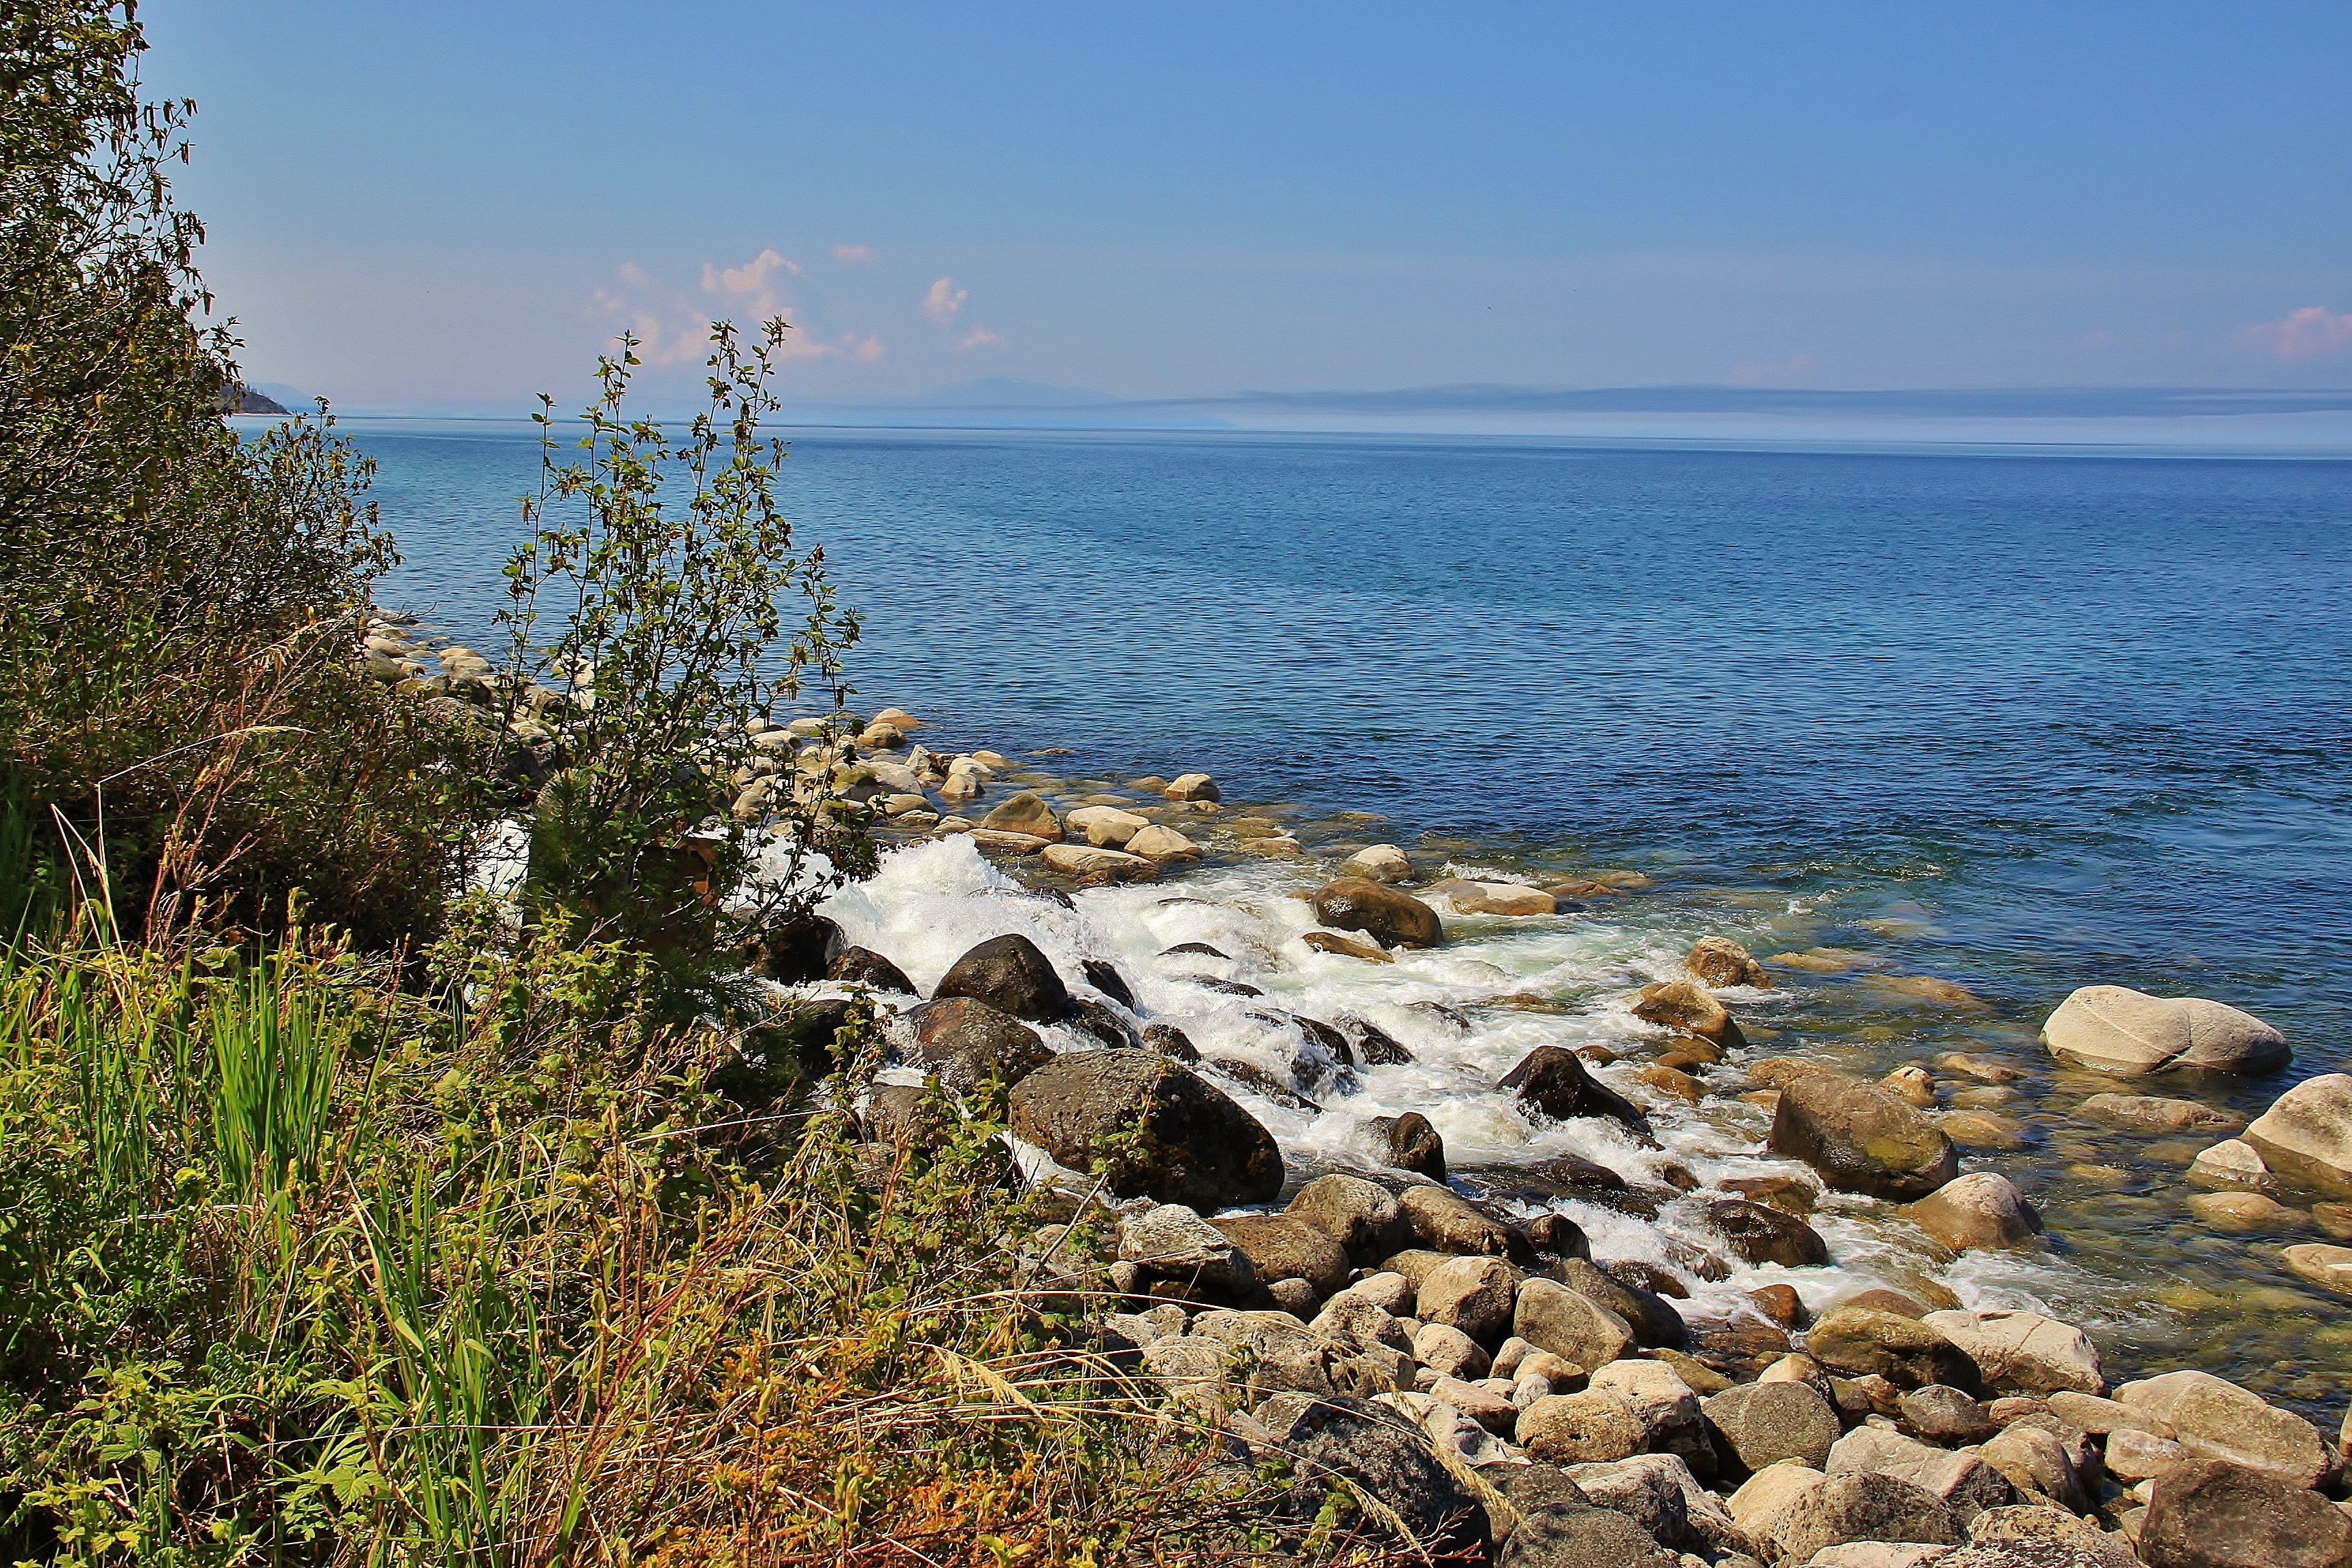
top-left (147, 2), bottom-right (2352, 415)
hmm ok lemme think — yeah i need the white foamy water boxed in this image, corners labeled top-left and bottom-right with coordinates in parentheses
top-left (811, 834), bottom-right (2074, 1333)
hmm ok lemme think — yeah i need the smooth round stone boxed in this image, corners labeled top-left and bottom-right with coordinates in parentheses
top-left (2282, 1243), bottom-right (2352, 1297)
top-left (2186, 1190), bottom-right (2305, 1230)
top-left (2042, 985), bottom-right (2288, 1075)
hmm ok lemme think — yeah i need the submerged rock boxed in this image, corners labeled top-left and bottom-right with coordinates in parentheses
top-left (2042, 985), bottom-right (2288, 1076)
top-left (2076, 1093), bottom-right (2244, 1134)
top-left (1630, 978), bottom-right (1746, 1046)
top-left (1007, 1051), bottom-right (1282, 1208)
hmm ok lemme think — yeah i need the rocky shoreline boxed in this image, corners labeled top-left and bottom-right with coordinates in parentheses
top-left (359, 619), bottom-right (2352, 1567)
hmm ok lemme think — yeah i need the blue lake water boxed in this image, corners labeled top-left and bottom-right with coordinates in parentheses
top-left (348, 417), bottom-right (2352, 1402)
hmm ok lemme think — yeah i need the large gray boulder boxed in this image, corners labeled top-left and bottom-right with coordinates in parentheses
top-left (1497, 1504), bottom-right (1676, 1567)
top-left (1008, 1050), bottom-right (1282, 1207)
top-left (1703, 1379), bottom-right (1842, 1474)
top-left (934, 932), bottom-right (1073, 1021)
top-left (1398, 1183), bottom-right (1518, 1256)
top-left (2113, 1369), bottom-right (2338, 1489)
top-left (2138, 1458), bottom-right (2352, 1568)
top-left (1759, 1472), bottom-right (1963, 1565)
top-left (1903, 1172), bottom-right (2043, 1252)
top-left (902, 996), bottom-right (1052, 1092)
top-left (1922, 1311), bottom-right (2102, 1397)
top-left (1516, 1390), bottom-right (1643, 1465)
top-left (1211, 1213), bottom-right (1350, 1300)
top-left (1286, 1172), bottom-right (1411, 1262)
top-left (1310, 878), bottom-right (1445, 949)
top-left (1254, 1392), bottom-right (1491, 1556)
top-left (1514, 1277), bottom-right (1637, 1372)
top-left (2243, 1073), bottom-right (2352, 1196)
top-left (1115, 1203), bottom-right (1257, 1296)
top-left (1828, 1424), bottom-right (2015, 1522)
top-left (2042, 985), bottom-right (2288, 1076)
top-left (1188, 1309), bottom-right (1337, 1398)
top-left (1417, 1255), bottom-right (1522, 1343)
top-left (1769, 1070), bottom-right (1960, 1200)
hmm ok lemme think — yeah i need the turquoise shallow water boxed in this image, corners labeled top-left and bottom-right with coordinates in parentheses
top-left (345, 419), bottom-right (2352, 1407)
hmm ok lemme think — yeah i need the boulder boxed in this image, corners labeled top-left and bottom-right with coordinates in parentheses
top-left (1007, 1051), bottom-right (1281, 1208)
top-left (745, 913), bottom-right (845, 983)
top-left (1922, 1311), bottom-right (2102, 1398)
top-left (1554, 1257), bottom-right (1688, 1350)
top-left (979, 791), bottom-right (1063, 841)
top-left (827, 945), bottom-right (915, 992)
top-left (1124, 824), bottom-right (1201, 862)
top-left (1805, 1308), bottom-right (1982, 1392)
top-left (1287, 1173), bottom-right (1411, 1262)
top-left (1311, 878), bottom-right (1445, 950)
top-left (902, 997), bottom-right (1054, 1092)
top-left (2104, 1426), bottom-right (2189, 1485)
top-left (2042, 986), bottom-right (2289, 1076)
top-left (934, 933), bottom-right (1072, 1022)
top-left (1728, 1460), bottom-right (1826, 1541)
top-left (2187, 1138), bottom-right (2274, 1188)
top-left (1828, 1426), bottom-right (2016, 1522)
top-left (2113, 1369), bottom-right (2337, 1488)
top-left (1763, 1473), bottom-right (1963, 1566)
top-left (1066, 804), bottom-right (1147, 847)
top-left (1769, 1071), bottom-right (1960, 1200)
top-left (2282, 1242), bottom-right (2352, 1296)
top-left (1375, 1112), bottom-right (1447, 1179)
top-left (2076, 1094), bottom-right (2245, 1134)
top-left (1040, 843), bottom-right (1153, 880)
top-left (1412, 1321), bottom-right (1491, 1379)
top-left (1899, 1385), bottom-right (1997, 1446)
top-left (2244, 1074), bottom-right (2352, 1196)
top-left (1252, 1391), bottom-right (1492, 1558)
top-left (1979, 1421), bottom-right (2094, 1514)
top-left (1501, 1045), bottom-right (1655, 1138)
top-left (1345, 843), bottom-right (1412, 883)
top-left (1586, 1360), bottom-right (1705, 1464)
top-left (1965, 1504), bottom-right (2139, 1568)
top-left (1163, 772), bottom-right (1220, 802)
top-left (1417, 1255), bottom-right (1522, 1343)
top-left (1211, 1214), bottom-right (1350, 1300)
top-left (1517, 1390), bottom-right (1643, 1465)
top-left (1116, 1204), bottom-right (1257, 1296)
top-left (2138, 1458), bottom-right (2352, 1568)
top-left (1302, 930), bottom-right (1392, 963)
top-left (1497, 1504), bottom-right (1676, 1568)
top-left (1631, 979), bottom-right (1746, 1046)
top-left (1399, 1183), bottom-right (1517, 1256)
top-left (1190, 1309), bottom-right (1337, 1397)
top-left (1705, 1379), bottom-right (1842, 1474)
top-left (1140, 1337), bottom-right (1237, 1411)
top-left (1689, 936), bottom-right (1772, 989)
top-left (1709, 1197), bottom-right (1831, 1267)
top-left (1446, 881), bottom-right (1558, 916)
top-left (1903, 1173), bottom-right (2043, 1252)
top-left (1514, 1277), bottom-right (1637, 1373)
top-left (1563, 1452), bottom-right (1742, 1555)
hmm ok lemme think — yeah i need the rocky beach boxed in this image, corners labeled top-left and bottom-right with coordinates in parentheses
top-left (361, 605), bottom-right (2352, 1567)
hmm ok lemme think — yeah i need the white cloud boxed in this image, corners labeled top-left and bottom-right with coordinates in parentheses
top-left (2240, 306), bottom-right (2352, 361)
top-left (831, 244), bottom-right (875, 264)
top-left (592, 250), bottom-right (884, 366)
top-left (923, 276), bottom-right (968, 324)
top-left (956, 325), bottom-right (1007, 353)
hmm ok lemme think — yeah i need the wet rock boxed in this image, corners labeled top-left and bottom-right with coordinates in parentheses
top-left (2244, 1073), bottom-right (2352, 1196)
top-left (2282, 1241), bottom-right (2352, 1295)
top-left (1337, 1014), bottom-right (1414, 1065)
top-left (1604, 1259), bottom-right (1687, 1300)
top-left (2187, 1190), bottom-right (2303, 1228)
top-left (1162, 772), bottom-right (1219, 802)
top-left (1526, 1213), bottom-right (1593, 1260)
top-left (1301, 929), bottom-right (1393, 963)
top-left (1073, 957), bottom-right (1134, 1007)
top-left (1631, 979), bottom-right (1747, 1047)
top-left (747, 996), bottom-right (871, 1077)
top-left (1900, 1385), bottom-right (1998, 1445)
top-left (1254, 1390), bottom-right (1492, 1557)
top-left (1980, 1421), bottom-right (2095, 1514)
top-left (2041, 985), bottom-right (2289, 1076)
top-left (1041, 843), bottom-right (1153, 880)
top-left (2138, 1457), bottom-right (2352, 1568)
top-left (1287, 1173), bottom-right (1410, 1262)
top-left (1829, 1426), bottom-right (2016, 1522)
top-left (2076, 1094), bottom-right (2245, 1134)
top-left (1940, 1110), bottom-right (2033, 1151)
top-left (1374, 1111), bottom-right (1447, 1179)
top-left (1203, 1055), bottom-right (1320, 1112)
top-left (1705, 1379), bottom-right (1842, 1474)
top-left (1880, 1065), bottom-right (1939, 1108)
top-left (2114, 1369), bottom-right (2338, 1489)
top-left (1769, 1071), bottom-right (1961, 1201)
top-left (1922, 1311), bottom-right (2102, 1399)
top-left (2186, 1137), bottom-right (2273, 1188)
top-left (1141, 1020), bottom-right (1200, 1063)
top-left (1311, 877), bottom-right (1445, 949)
top-left (1418, 1255), bottom-right (1523, 1343)
top-left (1125, 823), bottom-right (1201, 862)
top-left (1763, 1473), bottom-right (1964, 1565)
top-left (1840, 1286), bottom-right (1941, 1320)
top-left (1503, 1045), bottom-right (1656, 1138)
top-left (1688, 936), bottom-right (1773, 989)
top-left (1399, 1183), bottom-right (1513, 1256)
top-left (1008, 1051), bottom-right (1281, 1208)
top-left (903, 996), bottom-right (1054, 1092)
top-left (1117, 1204), bottom-right (1258, 1296)
top-left (1514, 1277), bottom-right (1637, 1372)
top-left (828, 945), bottom-right (915, 992)
top-left (1345, 843), bottom-right (1411, 883)
top-left (1211, 1214), bottom-right (1350, 1300)
top-left (979, 791), bottom-right (1063, 841)
top-left (744, 913), bottom-right (845, 983)
top-left (1904, 1173), bottom-right (2044, 1252)
top-left (1806, 1308), bottom-right (1982, 1393)
top-left (1709, 1198), bottom-right (1831, 1267)
top-left (934, 933), bottom-right (1072, 1022)
top-left (1066, 804), bottom-right (1147, 847)
top-left (1066, 998), bottom-right (1138, 1050)
top-left (1750, 1284), bottom-right (1810, 1328)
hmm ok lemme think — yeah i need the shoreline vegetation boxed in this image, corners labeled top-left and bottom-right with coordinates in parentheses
top-left (5, 8), bottom-right (2349, 1568)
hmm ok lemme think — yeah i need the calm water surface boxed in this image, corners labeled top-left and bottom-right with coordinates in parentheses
top-left (353, 420), bottom-right (2352, 1407)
